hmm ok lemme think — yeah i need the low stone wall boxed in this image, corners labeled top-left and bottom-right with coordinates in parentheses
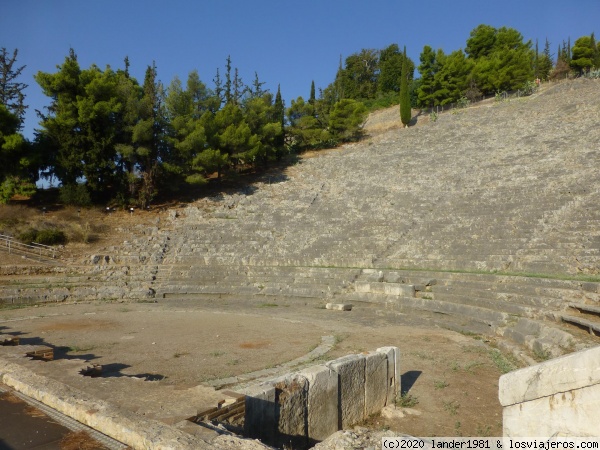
top-left (499, 346), bottom-right (600, 436)
top-left (243, 346), bottom-right (400, 447)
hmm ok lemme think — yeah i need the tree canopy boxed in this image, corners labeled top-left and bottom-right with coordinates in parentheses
top-left (2, 24), bottom-right (598, 206)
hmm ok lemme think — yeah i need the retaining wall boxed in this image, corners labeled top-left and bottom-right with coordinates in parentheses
top-left (243, 346), bottom-right (400, 447)
top-left (499, 346), bottom-right (600, 437)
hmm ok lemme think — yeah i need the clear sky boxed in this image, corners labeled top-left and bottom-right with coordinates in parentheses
top-left (2, 0), bottom-right (599, 140)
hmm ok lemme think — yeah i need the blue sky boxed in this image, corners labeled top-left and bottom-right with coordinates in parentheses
top-left (2, 0), bottom-right (599, 140)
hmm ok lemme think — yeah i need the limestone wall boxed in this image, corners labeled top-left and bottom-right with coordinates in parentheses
top-left (499, 346), bottom-right (600, 437)
top-left (243, 346), bottom-right (400, 447)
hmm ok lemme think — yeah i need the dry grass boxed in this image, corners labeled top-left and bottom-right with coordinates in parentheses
top-left (60, 430), bottom-right (108, 450)
top-left (0, 204), bottom-right (36, 227)
top-left (0, 204), bottom-right (108, 244)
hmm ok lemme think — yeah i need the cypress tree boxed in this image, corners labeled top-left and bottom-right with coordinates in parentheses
top-left (399, 46), bottom-right (411, 127)
top-left (309, 80), bottom-right (316, 104)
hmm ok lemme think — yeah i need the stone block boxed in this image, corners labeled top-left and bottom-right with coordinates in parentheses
top-left (272, 374), bottom-right (309, 449)
top-left (325, 303), bottom-right (353, 311)
top-left (383, 283), bottom-right (415, 297)
top-left (499, 346), bottom-right (600, 437)
top-left (366, 271), bottom-right (384, 282)
top-left (326, 354), bottom-right (366, 428)
top-left (376, 346), bottom-right (401, 404)
top-left (499, 345), bottom-right (600, 406)
top-left (354, 281), bottom-right (371, 293)
top-left (299, 365), bottom-right (339, 441)
top-left (503, 384), bottom-right (600, 437)
top-left (364, 351), bottom-right (388, 416)
top-left (244, 383), bottom-right (277, 442)
top-left (384, 272), bottom-right (404, 283)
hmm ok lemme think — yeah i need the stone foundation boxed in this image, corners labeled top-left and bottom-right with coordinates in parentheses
top-left (243, 347), bottom-right (400, 446)
top-left (499, 345), bottom-right (600, 437)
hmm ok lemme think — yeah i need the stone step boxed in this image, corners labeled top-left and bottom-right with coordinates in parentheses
top-left (424, 291), bottom-right (538, 317)
top-left (431, 285), bottom-right (572, 309)
top-left (354, 281), bottom-right (416, 297)
top-left (568, 303), bottom-right (600, 317)
top-left (357, 269), bottom-right (600, 299)
top-left (500, 317), bottom-right (579, 358)
top-left (397, 296), bottom-right (510, 326)
top-left (560, 314), bottom-right (600, 336)
top-left (346, 292), bottom-right (509, 326)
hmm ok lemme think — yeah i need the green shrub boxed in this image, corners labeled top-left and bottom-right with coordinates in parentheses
top-left (457, 96), bottom-right (471, 108)
top-left (328, 99), bottom-right (368, 142)
top-left (19, 228), bottom-right (67, 245)
top-left (18, 228), bottom-right (38, 244)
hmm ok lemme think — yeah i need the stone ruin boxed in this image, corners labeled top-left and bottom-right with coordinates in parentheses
top-left (2, 79), bottom-right (600, 446)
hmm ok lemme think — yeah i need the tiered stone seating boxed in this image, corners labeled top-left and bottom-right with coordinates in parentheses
top-left (151, 79), bottom-right (600, 360)
top-left (0, 223), bottom-right (167, 304)
top-left (3, 79), bottom-right (600, 362)
top-left (344, 268), bottom-right (599, 357)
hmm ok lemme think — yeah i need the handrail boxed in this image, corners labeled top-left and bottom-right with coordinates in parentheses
top-left (0, 233), bottom-right (59, 261)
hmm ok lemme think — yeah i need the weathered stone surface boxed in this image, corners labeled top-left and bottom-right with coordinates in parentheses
top-left (384, 272), bottom-right (404, 283)
top-left (364, 351), bottom-right (388, 416)
top-left (325, 303), bottom-right (353, 311)
top-left (244, 374), bottom-right (310, 448)
top-left (326, 354), bottom-right (366, 428)
top-left (383, 283), bottom-right (415, 297)
top-left (366, 271), bottom-right (384, 282)
top-left (503, 386), bottom-right (600, 437)
top-left (273, 374), bottom-right (309, 449)
top-left (380, 405), bottom-right (422, 419)
top-left (244, 383), bottom-right (277, 442)
top-left (354, 281), bottom-right (371, 293)
top-left (299, 365), bottom-right (339, 441)
top-left (0, 358), bottom-right (220, 450)
top-left (376, 346), bottom-right (400, 403)
top-left (312, 427), bottom-right (410, 450)
top-left (500, 345), bottom-right (600, 437)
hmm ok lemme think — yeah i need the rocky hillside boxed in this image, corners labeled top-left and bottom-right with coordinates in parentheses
top-left (163, 79), bottom-right (600, 276)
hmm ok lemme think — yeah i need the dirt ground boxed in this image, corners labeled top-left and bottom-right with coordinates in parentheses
top-left (0, 295), bottom-right (511, 438)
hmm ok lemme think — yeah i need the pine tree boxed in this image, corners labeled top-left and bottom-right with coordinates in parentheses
top-left (0, 48), bottom-right (28, 126)
top-left (378, 44), bottom-right (406, 94)
top-left (233, 67), bottom-right (245, 104)
top-left (571, 34), bottom-right (596, 74)
top-left (537, 38), bottom-right (554, 80)
top-left (250, 72), bottom-right (267, 99)
top-left (132, 62), bottom-right (167, 207)
top-left (0, 104), bottom-right (36, 203)
top-left (224, 55), bottom-right (232, 104)
top-left (34, 48), bottom-right (84, 187)
top-left (399, 46), bottom-right (411, 127)
top-left (211, 68), bottom-right (223, 113)
top-left (591, 33), bottom-right (600, 68)
top-left (417, 45), bottom-right (438, 108)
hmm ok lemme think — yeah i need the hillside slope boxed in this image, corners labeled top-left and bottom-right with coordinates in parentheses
top-left (166, 79), bottom-right (600, 276)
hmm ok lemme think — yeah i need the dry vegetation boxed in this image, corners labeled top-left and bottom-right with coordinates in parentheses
top-left (0, 204), bottom-right (107, 244)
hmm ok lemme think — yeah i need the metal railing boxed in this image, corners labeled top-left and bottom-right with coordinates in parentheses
top-left (0, 233), bottom-right (60, 262)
